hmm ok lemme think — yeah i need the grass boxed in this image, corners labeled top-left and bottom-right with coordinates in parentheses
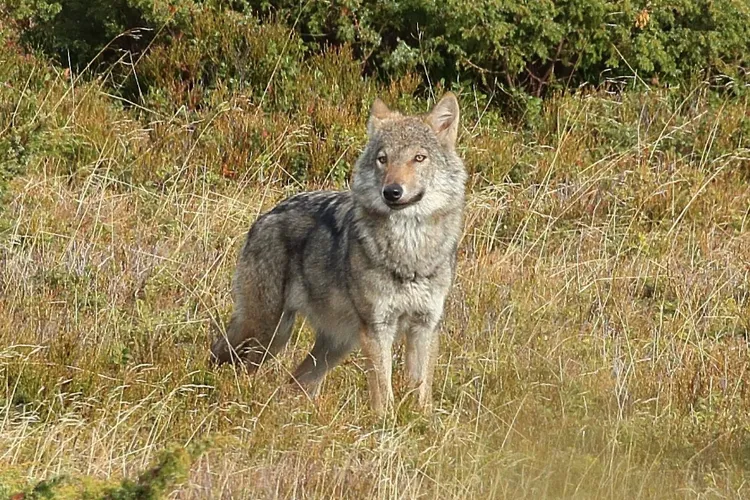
top-left (1, 27), bottom-right (750, 498)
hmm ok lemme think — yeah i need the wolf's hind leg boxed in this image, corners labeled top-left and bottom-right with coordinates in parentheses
top-left (290, 333), bottom-right (355, 397)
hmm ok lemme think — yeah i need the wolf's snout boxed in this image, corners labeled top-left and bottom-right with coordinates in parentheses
top-left (382, 184), bottom-right (403, 203)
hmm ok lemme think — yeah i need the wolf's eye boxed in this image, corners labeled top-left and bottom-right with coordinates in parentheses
top-left (414, 154), bottom-right (427, 162)
top-left (377, 154), bottom-right (387, 165)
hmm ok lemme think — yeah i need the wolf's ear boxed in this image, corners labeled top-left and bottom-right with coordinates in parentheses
top-left (367, 97), bottom-right (392, 135)
top-left (426, 93), bottom-right (460, 149)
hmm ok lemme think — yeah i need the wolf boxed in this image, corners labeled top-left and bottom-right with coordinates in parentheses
top-left (210, 93), bottom-right (467, 414)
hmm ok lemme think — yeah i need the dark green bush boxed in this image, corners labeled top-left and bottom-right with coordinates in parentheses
top-left (2, 0), bottom-right (194, 69)
top-left (244, 0), bottom-right (750, 97)
top-left (3, 0), bottom-right (749, 110)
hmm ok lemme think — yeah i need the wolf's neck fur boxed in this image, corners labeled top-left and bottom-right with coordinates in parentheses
top-left (352, 202), bottom-right (463, 281)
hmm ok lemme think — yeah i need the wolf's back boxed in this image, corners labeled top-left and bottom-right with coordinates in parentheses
top-left (242, 190), bottom-right (353, 266)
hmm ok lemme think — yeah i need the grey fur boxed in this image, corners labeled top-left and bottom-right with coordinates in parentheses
top-left (210, 93), bottom-right (467, 413)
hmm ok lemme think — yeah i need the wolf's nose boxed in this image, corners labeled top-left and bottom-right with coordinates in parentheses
top-left (382, 184), bottom-right (403, 203)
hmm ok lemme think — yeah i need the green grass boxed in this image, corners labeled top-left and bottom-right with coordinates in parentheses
top-left (1, 25), bottom-right (750, 499)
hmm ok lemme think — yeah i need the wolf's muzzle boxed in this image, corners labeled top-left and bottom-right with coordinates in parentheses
top-left (383, 188), bottom-right (424, 210)
top-left (382, 183), bottom-right (403, 203)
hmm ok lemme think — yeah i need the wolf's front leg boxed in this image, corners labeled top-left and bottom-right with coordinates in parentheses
top-left (359, 324), bottom-right (395, 415)
top-left (405, 318), bottom-right (441, 411)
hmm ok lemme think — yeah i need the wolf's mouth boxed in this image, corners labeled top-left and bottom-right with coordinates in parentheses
top-left (384, 190), bottom-right (425, 210)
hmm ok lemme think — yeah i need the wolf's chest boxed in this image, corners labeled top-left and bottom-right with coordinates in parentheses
top-left (390, 277), bottom-right (438, 308)
top-left (377, 219), bottom-right (449, 277)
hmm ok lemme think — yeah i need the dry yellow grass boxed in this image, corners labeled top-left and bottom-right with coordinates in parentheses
top-left (1, 36), bottom-right (750, 498)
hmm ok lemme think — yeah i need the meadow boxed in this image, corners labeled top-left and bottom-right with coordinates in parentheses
top-left (1, 4), bottom-right (750, 498)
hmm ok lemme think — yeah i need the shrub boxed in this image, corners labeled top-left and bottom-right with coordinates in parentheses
top-left (244, 0), bottom-right (750, 97)
top-left (137, 7), bottom-right (306, 111)
top-left (2, 0), bottom-right (194, 69)
top-left (4, 0), bottom-right (749, 110)
top-left (0, 31), bottom-right (54, 198)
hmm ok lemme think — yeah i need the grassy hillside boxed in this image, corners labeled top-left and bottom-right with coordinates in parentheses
top-left (1, 8), bottom-right (750, 499)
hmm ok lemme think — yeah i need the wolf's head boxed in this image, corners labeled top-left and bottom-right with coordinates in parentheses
top-left (352, 93), bottom-right (467, 218)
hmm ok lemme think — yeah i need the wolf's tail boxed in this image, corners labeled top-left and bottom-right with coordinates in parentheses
top-left (209, 313), bottom-right (254, 365)
top-left (209, 223), bottom-right (294, 369)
